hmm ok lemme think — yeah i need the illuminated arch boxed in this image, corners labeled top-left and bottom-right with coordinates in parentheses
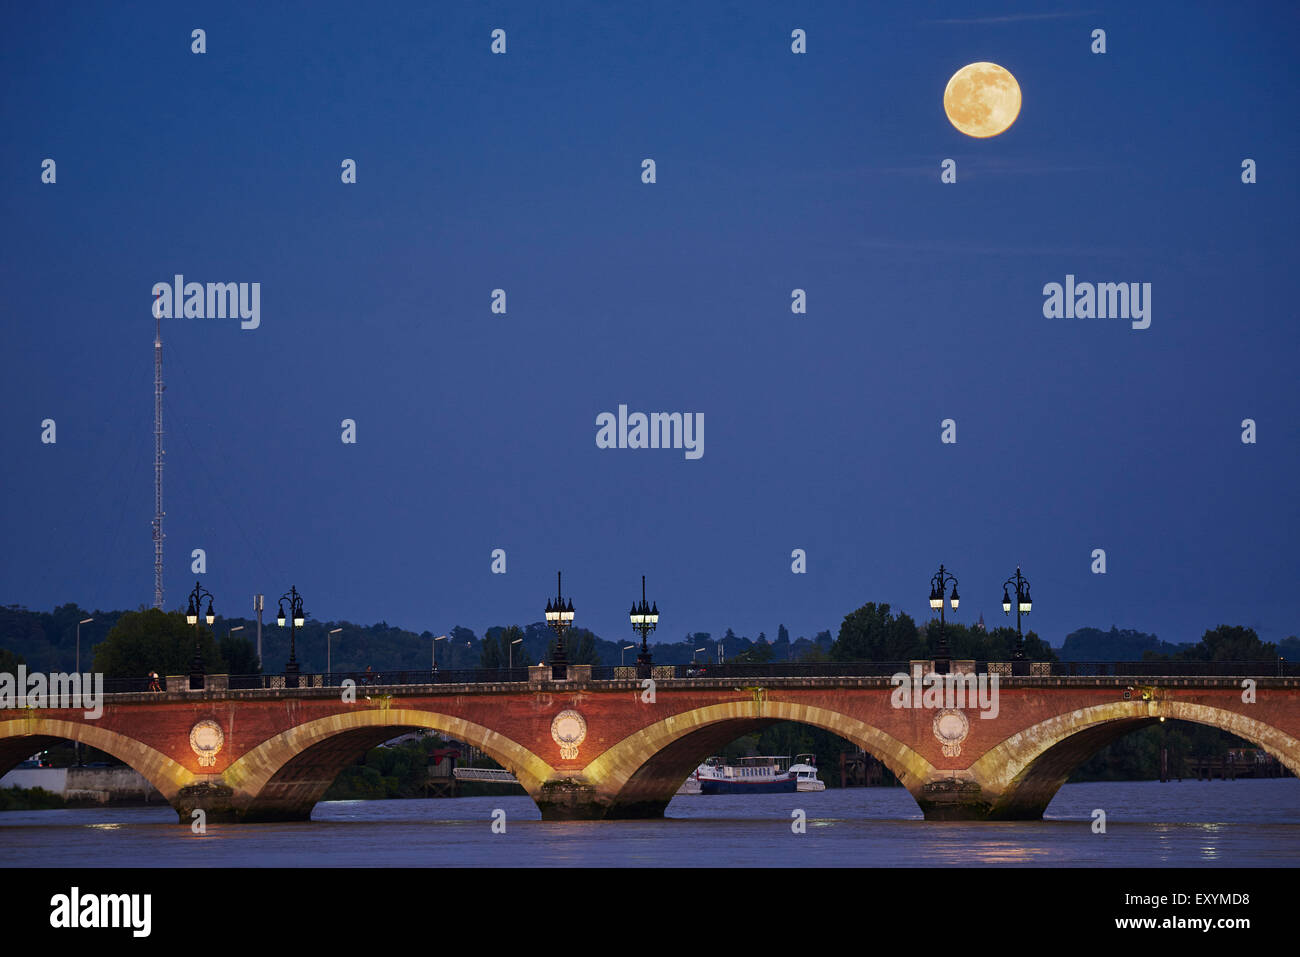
top-left (579, 698), bottom-right (936, 817)
top-left (222, 707), bottom-right (555, 821)
top-left (970, 700), bottom-right (1300, 819)
top-left (0, 716), bottom-right (196, 802)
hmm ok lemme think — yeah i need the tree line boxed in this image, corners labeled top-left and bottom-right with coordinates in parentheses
top-left (1, 600), bottom-right (1296, 680)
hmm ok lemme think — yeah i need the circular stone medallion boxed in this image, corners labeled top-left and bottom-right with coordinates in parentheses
top-left (550, 709), bottom-right (588, 760)
top-left (189, 719), bottom-right (225, 767)
top-left (932, 709), bottom-right (970, 758)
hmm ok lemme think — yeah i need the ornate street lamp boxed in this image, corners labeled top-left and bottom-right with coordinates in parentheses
top-left (544, 571), bottom-right (575, 680)
top-left (928, 564), bottom-right (959, 675)
top-left (186, 581), bottom-right (216, 690)
top-left (630, 575), bottom-right (659, 679)
top-left (277, 586), bottom-right (307, 688)
top-left (1001, 566), bottom-right (1033, 675)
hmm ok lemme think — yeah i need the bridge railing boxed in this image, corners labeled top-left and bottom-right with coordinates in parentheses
top-left (230, 669), bottom-right (533, 689)
top-left (590, 660), bottom-right (1296, 680)
top-left (96, 670), bottom-right (531, 694)
top-left (95, 660), bottom-right (1295, 693)
top-left (1049, 660), bottom-right (1296, 678)
top-left (101, 676), bottom-right (157, 694)
top-left (589, 662), bottom-right (918, 680)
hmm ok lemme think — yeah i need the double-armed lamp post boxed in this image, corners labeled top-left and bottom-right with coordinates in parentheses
top-left (1002, 566), bottom-right (1033, 675)
top-left (186, 582), bottom-right (216, 689)
top-left (277, 586), bottom-right (307, 688)
top-left (544, 571), bottom-right (575, 680)
top-left (630, 575), bottom-right (659, 679)
top-left (928, 564), bottom-right (959, 675)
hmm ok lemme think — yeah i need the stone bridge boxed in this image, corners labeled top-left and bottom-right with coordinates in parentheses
top-left (2, 666), bottom-right (1297, 822)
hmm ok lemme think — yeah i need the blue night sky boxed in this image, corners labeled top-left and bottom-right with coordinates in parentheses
top-left (2, 2), bottom-right (1297, 649)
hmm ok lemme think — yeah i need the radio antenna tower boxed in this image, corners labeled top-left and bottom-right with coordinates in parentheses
top-left (152, 295), bottom-right (165, 609)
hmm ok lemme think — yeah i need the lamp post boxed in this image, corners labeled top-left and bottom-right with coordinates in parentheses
top-left (433, 634), bottom-right (447, 673)
top-left (544, 571), bottom-right (575, 680)
top-left (276, 586), bottom-right (307, 688)
top-left (186, 582), bottom-right (216, 689)
top-left (621, 644), bottom-right (634, 666)
top-left (1001, 566), bottom-right (1033, 676)
top-left (328, 628), bottom-right (342, 677)
top-left (75, 617), bottom-right (92, 764)
top-left (510, 637), bottom-right (523, 669)
top-left (629, 575), bottom-right (658, 679)
top-left (254, 594), bottom-right (264, 669)
top-left (76, 617), bottom-right (93, 675)
top-left (928, 564), bottom-right (960, 675)
top-left (226, 624), bottom-right (245, 679)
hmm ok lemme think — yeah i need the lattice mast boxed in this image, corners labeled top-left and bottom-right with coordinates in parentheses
top-left (152, 300), bottom-right (165, 608)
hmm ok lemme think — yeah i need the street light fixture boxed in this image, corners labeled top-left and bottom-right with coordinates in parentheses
top-left (1001, 566), bottom-right (1033, 675)
top-left (433, 634), bottom-right (447, 672)
top-left (928, 564), bottom-right (959, 675)
top-left (328, 628), bottom-right (342, 676)
top-left (277, 586), bottom-right (307, 688)
top-left (76, 617), bottom-right (93, 675)
top-left (629, 575), bottom-right (659, 679)
top-left (621, 644), bottom-right (635, 666)
top-left (544, 571), bottom-right (575, 680)
top-left (510, 637), bottom-right (524, 669)
top-left (186, 582), bottom-right (216, 689)
top-left (76, 617), bottom-right (92, 765)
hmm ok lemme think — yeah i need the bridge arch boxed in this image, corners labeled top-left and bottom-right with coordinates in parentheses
top-left (218, 707), bottom-right (555, 822)
top-left (578, 698), bottom-right (936, 819)
top-left (0, 716), bottom-right (196, 804)
top-left (970, 700), bottom-right (1300, 819)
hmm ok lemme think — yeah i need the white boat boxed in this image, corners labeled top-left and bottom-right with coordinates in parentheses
top-left (790, 753), bottom-right (826, 791)
top-left (676, 754), bottom-right (826, 795)
top-left (693, 756), bottom-right (794, 794)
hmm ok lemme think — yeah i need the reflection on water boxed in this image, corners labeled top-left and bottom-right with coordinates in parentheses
top-left (0, 779), bottom-right (1295, 867)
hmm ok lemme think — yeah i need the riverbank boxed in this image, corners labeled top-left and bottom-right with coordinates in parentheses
top-left (0, 767), bottom-right (164, 808)
top-left (0, 785), bottom-right (64, 811)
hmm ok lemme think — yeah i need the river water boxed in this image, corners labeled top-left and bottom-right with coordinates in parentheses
top-left (1, 779), bottom-right (1296, 867)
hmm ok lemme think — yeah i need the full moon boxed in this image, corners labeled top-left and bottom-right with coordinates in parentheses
top-left (944, 62), bottom-right (1021, 138)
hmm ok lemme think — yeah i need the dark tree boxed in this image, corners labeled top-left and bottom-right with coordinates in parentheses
top-left (92, 609), bottom-right (227, 679)
top-left (0, 646), bottom-right (26, 674)
top-left (1182, 625), bottom-right (1276, 661)
top-left (218, 634), bottom-right (261, 674)
top-left (832, 603), bottom-right (921, 661)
